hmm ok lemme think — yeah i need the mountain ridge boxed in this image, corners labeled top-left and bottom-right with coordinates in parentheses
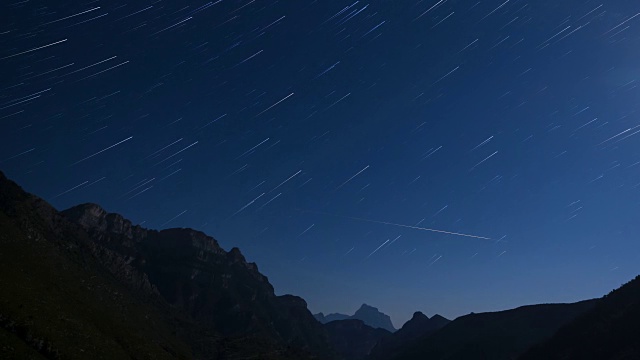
top-left (518, 275), bottom-right (640, 359)
top-left (0, 170), bottom-right (332, 359)
top-left (367, 311), bottom-right (450, 360)
top-left (385, 300), bottom-right (598, 360)
top-left (315, 303), bottom-right (396, 332)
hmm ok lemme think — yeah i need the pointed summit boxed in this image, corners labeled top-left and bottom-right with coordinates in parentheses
top-left (352, 303), bottom-right (396, 332)
top-left (400, 311), bottom-right (430, 332)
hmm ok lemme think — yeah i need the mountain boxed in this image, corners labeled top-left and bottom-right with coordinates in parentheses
top-left (519, 275), bottom-right (640, 359)
top-left (315, 304), bottom-right (396, 332)
top-left (0, 171), bottom-right (331, 359)
top-left (324, 319), bottom-right (391, 360)
top-left (352, 304), bottom-right (396, 333)
top-left (62, 202), bottom-right (331, 353)
top-left (386, 300), bottom-right (597, 360)
top-left (367, 311), bottom-right (450, 360)
top-left (315, 312), bottom-right (351, 323)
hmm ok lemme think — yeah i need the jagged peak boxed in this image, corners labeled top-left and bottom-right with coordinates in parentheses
top-left (411, 311), bottom-right (429, 321)
top-left (352, 303), bottom-right (396, 332)
top-left (65, 202), bottom-right (108, 217)
top-left (63, 202), bottom-right (141, 239)
top-left (228, 246), bottom-right (246, 261)
top-left (62, 203), bottom-right (267, 279)
top-left (357, 303), bottom-right (379, 312)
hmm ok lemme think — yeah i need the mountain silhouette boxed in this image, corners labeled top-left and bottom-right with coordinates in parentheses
top-left (519, 275), bottom-right (640, 359)
top-left (324, 319), bottom-right (391, 360)
top-left (2, 169), bottom-right (639, 360)
top-left (368, 311), bottom-right (450, 360)
top-left (315, 312), bottom-right (351, 323)
top-left (384, 300), bottom-right (596, 360)
top-left (0, 171), bottom-right (331, 359)
top-left (315, 304), bottom-right (396, 332)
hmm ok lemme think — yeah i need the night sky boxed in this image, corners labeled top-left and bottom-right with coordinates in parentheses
top-left (2, 0), bottom-right (640, 327)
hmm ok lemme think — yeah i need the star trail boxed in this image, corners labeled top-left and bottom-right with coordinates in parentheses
top-left (2, 0), bottom-right (640, 325)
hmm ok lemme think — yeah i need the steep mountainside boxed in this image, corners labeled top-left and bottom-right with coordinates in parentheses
top-left (0, 171), bottom-right (330, 359)
top-left (368, 311), bottom-right (450, 360)
top-left (324, 319), bottom-right (391, 360)
top-left (519, 276), bottom-right (640, 360)
top-left (62, 202), bottom-right (331, 354)
top-left (388, 300), bottom-right (597, 360)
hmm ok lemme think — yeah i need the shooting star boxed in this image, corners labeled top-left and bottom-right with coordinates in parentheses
top-left (298, 209), bottom-right (491, 240)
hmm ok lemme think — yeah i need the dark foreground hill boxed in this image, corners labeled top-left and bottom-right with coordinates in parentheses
top-left (367, 311), bottom-right (450, 360)
top-left (324, 319), bottom-right (391, 360)
top-left (0, 171), bottom-right (331, 359)
top-left (385, 300), bottom-right (597, 360)
top-left (519, 275), bottom-right (640, 360)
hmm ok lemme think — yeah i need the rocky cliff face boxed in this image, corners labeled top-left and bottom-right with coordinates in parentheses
top-left (61, 203), bottom-right (331, 355)
top-left (352, 304), bottom-right (396, 332)
top-left (0, 171), bottom-right (333, 359)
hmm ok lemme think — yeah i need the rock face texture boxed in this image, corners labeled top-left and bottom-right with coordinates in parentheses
top-left (62, 202), bottom-right (332, 354)
top-left (0, 171), bottom-right (332, 359)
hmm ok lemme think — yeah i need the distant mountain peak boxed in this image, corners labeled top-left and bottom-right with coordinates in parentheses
top-left (314, 304), bottom-right (396, 331)
top-left (352, 303), bottom-right (396, 332)
top-left (410, 311), bottom-right (429, 321)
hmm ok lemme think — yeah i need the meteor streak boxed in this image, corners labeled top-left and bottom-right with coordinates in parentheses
top-left (298, 209), bottom-right (491, 240)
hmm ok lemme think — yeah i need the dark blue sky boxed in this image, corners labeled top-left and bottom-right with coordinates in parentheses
top-left (2, 0), bottom-right (640, 326)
